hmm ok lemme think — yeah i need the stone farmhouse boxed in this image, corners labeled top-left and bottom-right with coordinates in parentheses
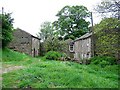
top-left (69, 33), bottom-right (92, 62)
top-left (9, 28), bottom-right (41, 57)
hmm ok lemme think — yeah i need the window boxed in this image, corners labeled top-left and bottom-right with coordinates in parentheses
top-left (69, 42), bottom-right (74, 52)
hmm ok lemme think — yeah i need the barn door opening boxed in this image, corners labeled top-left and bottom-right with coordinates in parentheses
top-left (33, 48), bottom-right (35, 57)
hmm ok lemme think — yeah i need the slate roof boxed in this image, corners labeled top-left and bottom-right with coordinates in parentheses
top-left (74, 32), bottom-right (92, 42)
top-left (16, 28), bottom-right (41, 40)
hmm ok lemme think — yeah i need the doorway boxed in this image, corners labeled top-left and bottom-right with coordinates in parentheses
top-left (33, 48), bottom-right (35, 57)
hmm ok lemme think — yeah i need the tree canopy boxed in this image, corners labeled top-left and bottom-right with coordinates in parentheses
top-left (0, 12), bottom-right (14, 48)
top-left (94, 18), bottom-right (120, 60)
top-left (53, 5), bottom-right (90, 40)
top-left (37, 21), bottom-right (56, 42)
top-left (94, 0), bottom-right (120, 19)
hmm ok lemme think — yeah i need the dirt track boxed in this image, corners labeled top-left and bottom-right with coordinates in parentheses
top-left (0, 66), bottom-right (24, 74)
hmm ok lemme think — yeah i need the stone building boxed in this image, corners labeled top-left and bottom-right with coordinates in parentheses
top-left (9, 28), bottom-right (41, 57)
top-left (69, 33), bottom-right (92, 62)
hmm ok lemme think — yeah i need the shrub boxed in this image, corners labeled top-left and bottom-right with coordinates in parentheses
top-left (90, 56), bottom-right (117, 66)
top-left (44, 51), bottom-right (62, 60)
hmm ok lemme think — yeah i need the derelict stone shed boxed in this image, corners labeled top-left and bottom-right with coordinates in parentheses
top-left (9, 28), bottom-right (41, 57)
top-left (69, 33), bottom-right (92, 61)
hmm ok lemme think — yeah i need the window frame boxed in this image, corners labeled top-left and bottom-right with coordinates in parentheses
top-left (69, 43), bottom-right (74, 52)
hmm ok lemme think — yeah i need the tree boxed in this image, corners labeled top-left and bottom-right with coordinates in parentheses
top-left (94, 0), bottom-right (120, 19)
top-left (0, 12), bottom-right (14, 48)
top-left (37, 21), bottom-right (60, 54)
top-left (38, 21), bottom-right (73, 55)
top-left (94, 18), bottom-right (120, 60)
top-left (43, 37), bottom-right (60, 52)
top-left (37, 21), bottom-right (57, 42)
top-left (53, 5), bottom-right (90, 40)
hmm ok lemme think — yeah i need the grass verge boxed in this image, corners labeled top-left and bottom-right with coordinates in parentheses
top-left (1, 49), bottom-right (119, 88)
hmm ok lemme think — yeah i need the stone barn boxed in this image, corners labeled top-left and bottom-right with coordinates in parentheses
top-left (9, 28), bottom-right (41, 57)
top-left (69, 33), bottom-right (92, 62)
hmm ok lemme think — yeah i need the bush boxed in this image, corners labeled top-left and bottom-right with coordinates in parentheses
top-left (44, 51), bottom-right (62, 60)
top-left (90, 56), bottom-right (117, 67)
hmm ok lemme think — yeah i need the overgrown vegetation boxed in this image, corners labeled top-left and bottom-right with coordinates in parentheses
top-left (37, 22), bottom-right (73, 56)
top-left (90, 56), bottom-right (117, 67)
top-left (1, 49), bottom-right (119, 88)
top-left (44, 51), bottom-right (62, 60)
top-left (41, 38), bottom-right (72, 57)
top-left (1, 48), bottom-right (29, 62)
top-left (0, 12), bottom-right (14, 48)
top-left (1, 2), bottom-right (119, 88)
top-left (94, 18), bottom-right (120, 60)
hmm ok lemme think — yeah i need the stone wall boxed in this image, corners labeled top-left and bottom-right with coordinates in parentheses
top-left (72, 33), bottom-right (92, 62)
top-left (9, 28), bottom-right (40, 56)
top-left (31, 37), bottom-right (40, 57)
top-left (9, 28), bottom-right (32, 55)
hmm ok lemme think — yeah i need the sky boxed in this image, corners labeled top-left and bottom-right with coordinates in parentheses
top-left (1, 0), bottom-right (102, 36)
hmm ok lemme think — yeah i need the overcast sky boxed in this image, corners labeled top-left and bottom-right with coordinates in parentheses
top-left (1, 0), bottom-right (102, 36)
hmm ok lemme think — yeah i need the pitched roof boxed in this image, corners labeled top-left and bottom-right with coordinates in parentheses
top-left (74, 32), bottom-right (92, 42)
top-left (16, 28), bottom-right (41, 40)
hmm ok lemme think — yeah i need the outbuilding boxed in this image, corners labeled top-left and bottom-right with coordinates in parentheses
top-left (69, 33), bottom-right (92, 62)
top-left (9, 28), bottom-right (41, 57)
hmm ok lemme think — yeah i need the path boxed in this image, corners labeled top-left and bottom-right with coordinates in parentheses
top-left (0, 66), bottom-right (24, 74)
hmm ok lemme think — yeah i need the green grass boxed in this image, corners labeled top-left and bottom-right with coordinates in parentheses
top-left (1, 48), bottom-right (30, 62)
top-left (1, 48), bottom-right (119, 88)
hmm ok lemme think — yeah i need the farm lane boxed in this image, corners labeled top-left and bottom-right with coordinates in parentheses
top-left (0, 66), bottom-right (24, 74)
